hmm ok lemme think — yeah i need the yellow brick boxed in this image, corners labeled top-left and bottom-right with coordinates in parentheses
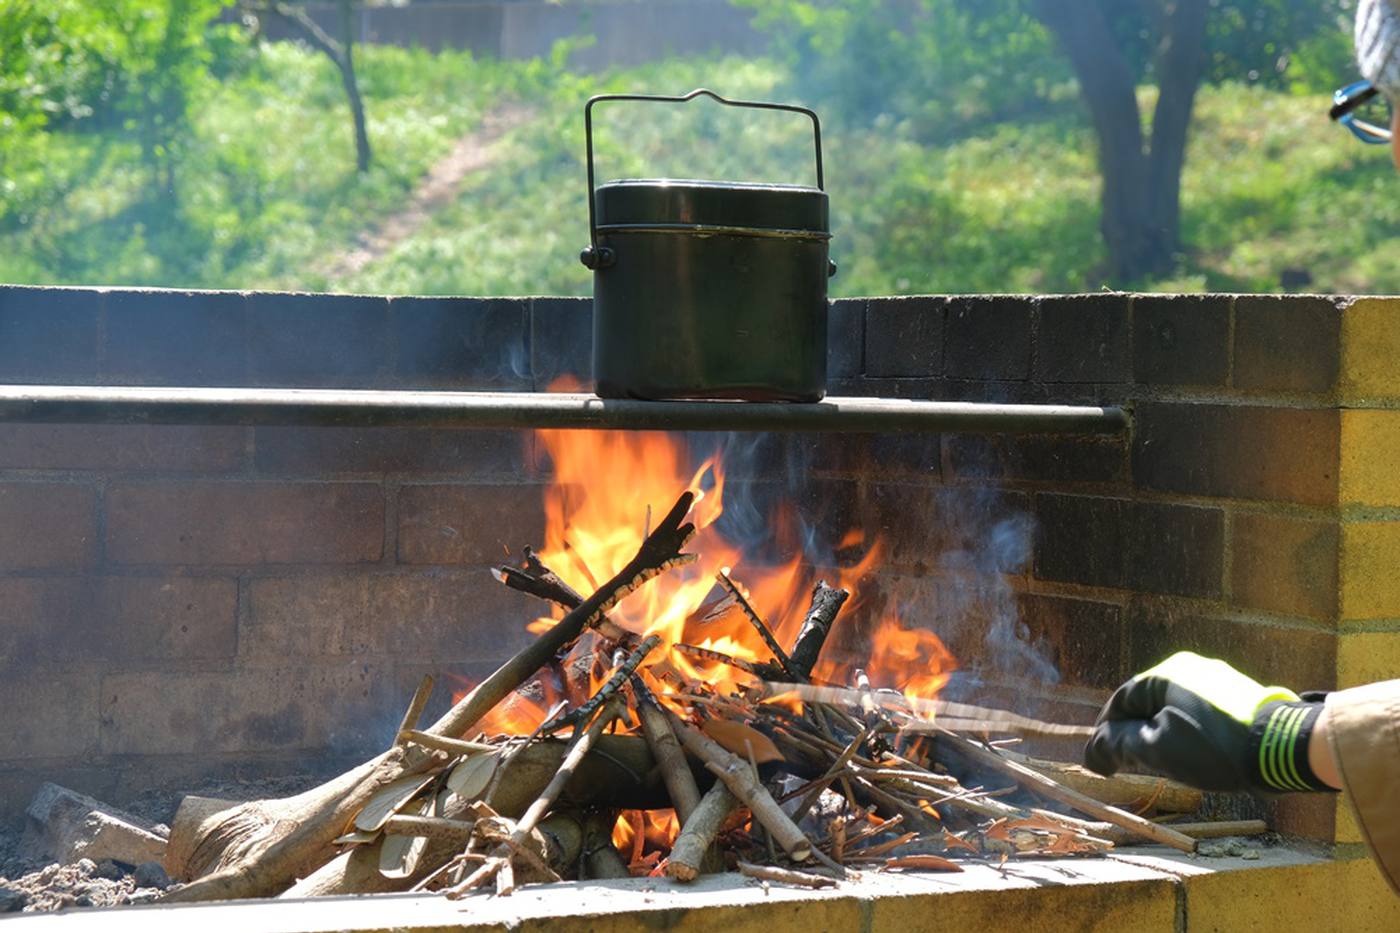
top-left (1341, 410), bottom-right (1400, 507)
top-left (519, 897), bottom-right (867, 933)
top-left (1337, 631), bottom-right (1400, 688)
top-left (1339, 523), bottom-right (1400, 620)
top-left (1342, 297), bottom-right (1400, 402)
top-left (869, 878), bottom-right (1176, 932)
top-left (1184, 857), bottom-right (1400, 932)
top-left (1338, 796), bottom-right (1366, 845)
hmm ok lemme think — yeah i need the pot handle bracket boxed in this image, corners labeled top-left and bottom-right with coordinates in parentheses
top-left (580, 88), bottom-right (825, 271)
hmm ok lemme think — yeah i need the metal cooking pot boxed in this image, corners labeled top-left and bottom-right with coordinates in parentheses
top-left (580, 89), bottom-right (834, 402)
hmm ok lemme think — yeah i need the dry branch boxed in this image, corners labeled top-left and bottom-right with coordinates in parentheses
top-left (666, 781), bottom-right (739, 882)
top-left (281, 735), bottom-right (675, 898)
top-left (447, 697), bottom-right (626, 896)
top-left (1099, 819), bottom-right (1268, 845)
top-left (632, 675), bottom-right (702, 825)
top-left (394, 675), bottom-right (436, 742)
top-left (163, 496), bottom-right (697, 904)
top-left (736, 860), bottom-right (836, 889)
top-left (670, 715), bottom-right (811, 863)
top-left (396, 731), bottom-right (496, 756)
top-left (998, 750), bottom-right (1202, 814)
top-left (581, 811), bottom-right (630, 880)
top-left (939, 731), bottom-right (1197, 853)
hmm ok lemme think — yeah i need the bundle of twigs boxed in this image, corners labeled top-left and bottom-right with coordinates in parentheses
top-left (162, 491), bottom-right (1261, 903)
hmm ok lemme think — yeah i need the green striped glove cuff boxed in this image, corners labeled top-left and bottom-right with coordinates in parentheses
top-left (1249, 701), bottom-right (1332, 792)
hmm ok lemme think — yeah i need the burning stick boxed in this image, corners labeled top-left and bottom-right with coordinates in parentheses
top-left (493, 547), bottom-right (633, 644)
top-left (540, 636), bottom-right (661, 734)
top-left (736, 860), bottom-right (837, 890)
top-left (788, 581), bottom-right (849, 680)
top-left (674, 642), bottom-right (786, 681)
top-left (493, 546), bottom-right (584, 608)
top-left (667, 713), bottom-right (813, 864)
top-left (715, 570), bottom-right (799, 679)
top-left (630, 675), bottom-right (702, 825)
top-left (937, 731), bottom-right (1197, 854)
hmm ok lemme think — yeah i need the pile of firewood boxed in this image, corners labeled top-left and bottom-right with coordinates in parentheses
top-left (157, 492), bottom-right (1264, 902)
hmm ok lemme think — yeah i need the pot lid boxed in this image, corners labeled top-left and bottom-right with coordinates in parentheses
top-left (595, 179), bottom-right (828, 233)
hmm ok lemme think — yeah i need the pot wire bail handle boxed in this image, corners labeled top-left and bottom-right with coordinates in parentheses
top-left (580, 88), bottom-right (825, 270)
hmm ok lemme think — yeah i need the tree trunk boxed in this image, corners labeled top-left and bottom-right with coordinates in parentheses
top-left (1145, 0), bottom-right (1209, 265)
top-left (251, 1), bottom-right (372, 172)
top-left (1032, 0), bottom-right (1198, 282)
top-left (336, 0), bottom-right (372, 172)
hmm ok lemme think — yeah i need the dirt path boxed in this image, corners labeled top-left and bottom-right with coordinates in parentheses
top-left (321, 104), bottom-right (534, 282)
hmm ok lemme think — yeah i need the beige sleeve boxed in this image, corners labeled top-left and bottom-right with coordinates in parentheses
top-left (1326, 679), bottom-right (1400, 895)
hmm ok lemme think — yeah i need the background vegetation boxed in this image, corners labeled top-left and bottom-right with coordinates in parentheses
top-left (1, 0), bottom-right (1395, 297)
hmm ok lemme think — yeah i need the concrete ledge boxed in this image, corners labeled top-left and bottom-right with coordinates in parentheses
top-left (6, 846), bottom-right (1395, 932)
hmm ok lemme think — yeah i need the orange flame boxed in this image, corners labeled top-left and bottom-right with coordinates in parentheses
top-left (455, 426), bottom-right (957, 732)
top-left (611, 809), bottom-right (680, 873)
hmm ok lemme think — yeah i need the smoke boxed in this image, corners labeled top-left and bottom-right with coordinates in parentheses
top-left (934, 505), bottom-right (1060, 696)
top-left (695, 430), bottom-right (1062, 700)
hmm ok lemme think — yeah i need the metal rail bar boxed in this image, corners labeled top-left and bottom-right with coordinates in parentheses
top-left (0, 385), bottom-right (1129, 434)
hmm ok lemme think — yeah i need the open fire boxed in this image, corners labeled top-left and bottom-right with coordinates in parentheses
top-left (459, 427), bottom-right (961, 867)
top-left (476, 427), bottom-right (957, 735)
top-left (154, 426), bottom-right (1239, 904)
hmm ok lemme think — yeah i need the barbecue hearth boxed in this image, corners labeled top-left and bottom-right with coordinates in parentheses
top-left (2, 285), bottom-right (1398, 928)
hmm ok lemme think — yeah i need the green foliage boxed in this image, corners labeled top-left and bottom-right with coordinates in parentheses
top-left (0, 6), bottom-right (1396, 298)
top-left (0, 39), bottom-right (546, 288)
top-left (738, 0), bottom-right (1072, 140)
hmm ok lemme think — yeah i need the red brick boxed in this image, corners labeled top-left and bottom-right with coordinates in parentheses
top-left (397, 484), bottom-right (546, 565)
top-left (0, 576), bottom-right (237, 664)
top-left (253, 426), bottom-right (528, 477)
top-left (241, 571), bottom-right (537, 661)
top-left (1017, 593), bottom-right (1127, 690)
top-left (0, 673), bottom-right (99, 761)
top-left (1231, 512), bottom-right (1339, 621)
top-left (1034, 294), bottom-right (1131, 384)
top-left (1233, 295), bottom-right (1342, 394)
top-left (865, 297), bottom-right (945, 377)
top-left (1132, 294), bottom-right (1230, 387)
top-left (0, 425), bottom-right (246, 472)
top-left (99, 664), bottom-right (390, 755)
top-left (0, 483), bottom-right (96, 570)
top-left (862, 484), bottom-right (1031, 575)
top-left (1133, 402), bottom-right (1339, 507)
top-left (1126, 597), bottom-right (1336, 691)
top-left (1035, 495), bottom-right (1225, 598)
top-left (105, 482), bottom-right (383, 565)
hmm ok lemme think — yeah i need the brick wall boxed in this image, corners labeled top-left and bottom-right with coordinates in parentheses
top-left (1, 284), bottom-right (1395, 843)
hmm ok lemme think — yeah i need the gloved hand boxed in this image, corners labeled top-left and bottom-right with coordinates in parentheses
top-left (1084, 651), bottom-right (1331, 793)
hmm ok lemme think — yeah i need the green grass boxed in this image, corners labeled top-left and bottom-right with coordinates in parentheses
top-left (4, 42), bottom-right (1400, 296)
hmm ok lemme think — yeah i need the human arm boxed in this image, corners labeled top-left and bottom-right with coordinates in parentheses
top-left (1307, 704), bottom-right (1342, 791)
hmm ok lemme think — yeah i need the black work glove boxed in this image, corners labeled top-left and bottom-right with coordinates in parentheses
top-left (1084, 652), bottom-right (1331, 793)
